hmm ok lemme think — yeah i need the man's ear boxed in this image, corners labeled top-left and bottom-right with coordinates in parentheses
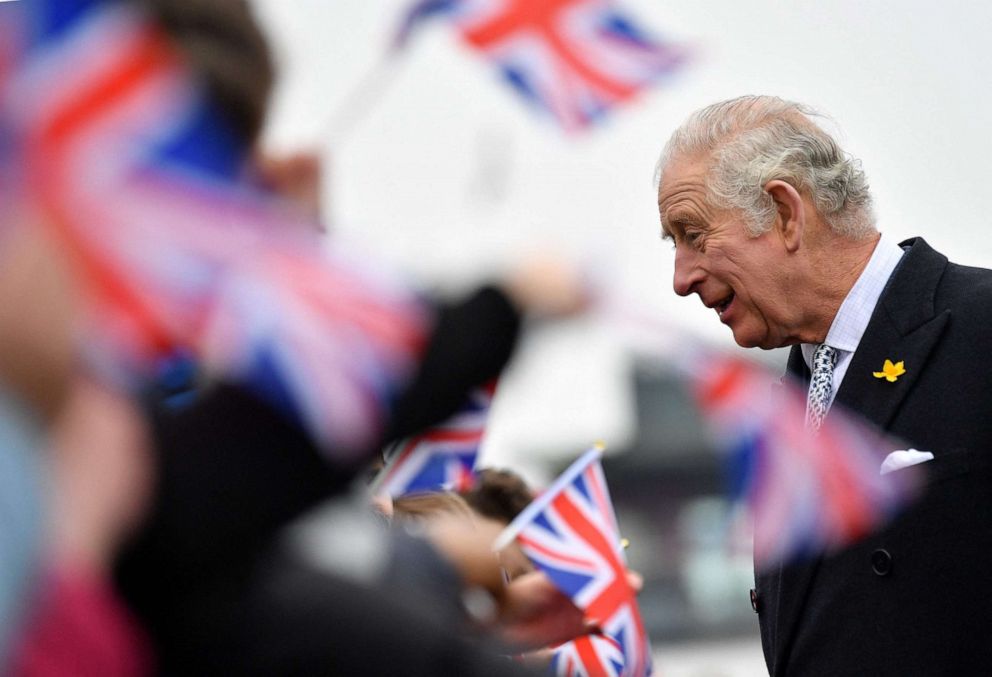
top-left (764, 180), bottom-right (804, 253)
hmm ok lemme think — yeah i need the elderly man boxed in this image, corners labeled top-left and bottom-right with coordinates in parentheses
top-left (656, 95), bottom-right (992, 676)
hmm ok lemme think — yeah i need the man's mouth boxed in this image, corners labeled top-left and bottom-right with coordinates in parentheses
top-left (714, 293), bottom-right (734, 317)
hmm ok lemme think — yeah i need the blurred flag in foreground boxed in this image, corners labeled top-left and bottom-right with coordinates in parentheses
top-left (0, 0), bottom-right (429, 455)
top-left (495, 445), bottom-right (652, 677)
top-left (688, 352), bottom-right (921, 571)
top-left (551, 631), bottom-right (625, 677)
top-left (394, 0), bottom-right (689, 131)
top-left (374, 381), bottom-right (497, 497)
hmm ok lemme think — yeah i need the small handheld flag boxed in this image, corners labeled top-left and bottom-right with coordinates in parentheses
top-left (374, 381), bottom-right (497, 497)
top-left (495, 444), bottom-right (652, 677)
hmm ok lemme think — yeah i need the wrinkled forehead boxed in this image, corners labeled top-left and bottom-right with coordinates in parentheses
top-left (656, 153), bottom-right (714, 236)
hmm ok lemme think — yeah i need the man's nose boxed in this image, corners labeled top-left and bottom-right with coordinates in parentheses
top-left (673, 247), bottom-right (702, 297)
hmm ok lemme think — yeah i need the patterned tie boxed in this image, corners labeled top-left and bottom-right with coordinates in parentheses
top-left (805, 343), bottom-right (838, 432)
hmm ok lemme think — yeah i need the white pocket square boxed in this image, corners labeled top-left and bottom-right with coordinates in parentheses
top-left (880, 448), bottom-right (934, 475)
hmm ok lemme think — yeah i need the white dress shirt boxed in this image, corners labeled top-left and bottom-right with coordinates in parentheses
top-left (800, 232), bottom-right (905, 411)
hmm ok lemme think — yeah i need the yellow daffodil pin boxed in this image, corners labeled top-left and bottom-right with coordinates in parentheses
top-left (873, 359), bottom-right (906, 382)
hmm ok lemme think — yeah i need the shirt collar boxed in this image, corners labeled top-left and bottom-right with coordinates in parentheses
top-left (801, 231), bottom-right (905, 368)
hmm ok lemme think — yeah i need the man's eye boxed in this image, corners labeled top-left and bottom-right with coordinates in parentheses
top-left (685, 230), bottom-right (702, 245)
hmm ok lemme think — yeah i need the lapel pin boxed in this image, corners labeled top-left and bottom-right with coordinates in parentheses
top-left (872, 359), bottom-right (906, 382)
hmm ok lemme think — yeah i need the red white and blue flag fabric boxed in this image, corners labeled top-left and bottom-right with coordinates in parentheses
top-left (375, 380), bottom-right (497, 497)
top-left (395, 0), bottom-right (688, 131)
top-left (688, 352), bottom-right (920, 570)
top-left (551, 632), bottom-right (626, 677)
top-left (0, 0), bottom-right (431, 456)
top-left (495, 445), bottom-right (652, 677)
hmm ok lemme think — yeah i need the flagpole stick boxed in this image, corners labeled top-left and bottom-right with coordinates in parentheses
top-left (368, 439), bottom-right (403, 497)
top-left (321, 51), bottom-right (405, 151)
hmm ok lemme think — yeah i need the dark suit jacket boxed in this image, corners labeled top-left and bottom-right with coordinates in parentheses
top-left (756, 238), bottom-right (992, 676)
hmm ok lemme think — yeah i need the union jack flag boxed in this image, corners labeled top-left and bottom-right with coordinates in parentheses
top-left (689, 352), bottom-right (920, 570)
top-left (394, 0), bottom-right (689, 131)
top-left (0, 0), bottom-right (430, 455)
top-left (374, 381), bottom-right (496, 497)
top-left (495, 446), bottom-right (652, 676)
top-left (551, 632), bottom-right (625, 677)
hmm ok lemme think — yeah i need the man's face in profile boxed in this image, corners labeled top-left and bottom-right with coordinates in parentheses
top-left (658, 154), bottom-right (798, 350)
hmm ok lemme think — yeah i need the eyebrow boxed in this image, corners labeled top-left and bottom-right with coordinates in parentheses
top-left (659, 213), bottom-right (698, 241)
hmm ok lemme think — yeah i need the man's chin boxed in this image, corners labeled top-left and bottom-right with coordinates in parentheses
top-left (733, 336), bottom-right (761, 349)
top-left (730, 327), bottom-right (778, 351)
top-left (729, 326), bottom-right (756, 349)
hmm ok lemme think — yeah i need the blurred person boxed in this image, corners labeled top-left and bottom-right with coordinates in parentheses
top-left (117, 0), bottom-right (588, 556)
top-left (392, 490), bottom-right (476, 523)
top-left (460, 467), bottom-right (575, 673)
top-left (378, 472), bottom-right (537, 597)
top-left (10, 378), bottom-right (154, 677)
top-left (0, 224), bottom-right (70, 667)
top-left (114, 218), bottom-right (590, 672)
top-left (385, 489), bottom-right (528, 633)
top-left (656, 95), bottom-right (992, 676)
top-left (462, 467), bottom-right (536, 525)
top-left (460, 468), bottom-right (550, 671)
top-left (0, 0), bottom-right (589, 674)
top-left (1, 0), bottom-right (592, 674)
top-left (384, 484), bottom-right (600, 662)
top-left (91, 0), bottom-right (597, 673)
top-left (461, 467), bottom-right (537, 581)
top-left (143, 0), bottom-right (319, 228)
top-left (461, 465), bottom-right (648, 673)
top-left (0, 387), bottom-right (44, 668)
top-left (0, 220), bottom-right (152, 673)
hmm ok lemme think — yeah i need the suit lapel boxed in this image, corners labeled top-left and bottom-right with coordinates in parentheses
top-left (772, 238), bottom-right (950, 675)
top-left (833, 239), bottom-right (950, 429)
top-left (833, 309), bottom-right (949, 429)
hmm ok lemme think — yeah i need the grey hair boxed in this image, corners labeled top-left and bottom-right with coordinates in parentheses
top-left (656, 96), bottom-right (876, 238)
